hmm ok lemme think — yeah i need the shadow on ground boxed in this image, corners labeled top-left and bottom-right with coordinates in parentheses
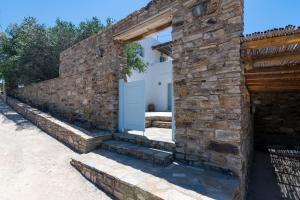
top-left (0, 100), bottom-right (34, 131)
top-left (88, 149), bottom-right (239, 200)
top-left (248, 145), bottom-right (300, 200)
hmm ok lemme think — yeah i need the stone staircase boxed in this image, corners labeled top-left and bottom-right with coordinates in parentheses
top-left (101, 131), bottom-right (175, 166)
top-left (7, 97), bottom-right (241, 199)
top-left (146, 115), bottom-right (172, 129)
top-left (71, 132), bottom-right (240, 199)
top-left (101, 140), bottom-right (173, 166)
top-left (71, 149), bottom-right (240, 200)
top-left (152, 120), bottom-right (172, 128)
top-left (113, 132), bottom-right (175, 152)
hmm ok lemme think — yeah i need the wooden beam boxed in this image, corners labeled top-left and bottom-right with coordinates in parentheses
top-left (246, 65), bottom-right (300, 73)
top-left (244, 60), bottom-right (253, 71)
top-left (123, 22), bottom-right (172, 44)
top-left (242, 33), bottom-right (300, 49)
top-left (113, 8), bottom-right (172, 42)
top-left (247, 79), bottom-right (300, 87)
top-left (252, 53), bottom-right (300, 68)
top-left (246, 69), bottom-right (300, 76)
top-left (248, 85), bottom-right (300, 93)
top-left (245, 64), bottom-right (300, 92)
top-left (242, 48), bottom-right (300, 61)
top-left (246, 73), bottom-right (300, 80)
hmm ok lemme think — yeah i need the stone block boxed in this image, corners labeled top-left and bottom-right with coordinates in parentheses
top-left (208, 141), bottom-right (239, 155)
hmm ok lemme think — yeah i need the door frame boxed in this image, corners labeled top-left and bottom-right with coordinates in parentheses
top-left (118, 79), bottom-right (146, 132)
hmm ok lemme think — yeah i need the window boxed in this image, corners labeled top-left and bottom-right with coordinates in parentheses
top-left (160, 56), bottom-right (167, 62)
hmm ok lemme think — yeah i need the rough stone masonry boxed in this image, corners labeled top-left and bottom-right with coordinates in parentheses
top-left (9, 0), bottom-right (252, 198)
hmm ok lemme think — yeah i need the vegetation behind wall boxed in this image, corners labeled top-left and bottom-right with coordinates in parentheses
top-left (0, 17), bottom-right (147, 88)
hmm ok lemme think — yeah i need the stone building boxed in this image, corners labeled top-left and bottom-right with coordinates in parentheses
top-left (7, 0), bottom-right (300, 199)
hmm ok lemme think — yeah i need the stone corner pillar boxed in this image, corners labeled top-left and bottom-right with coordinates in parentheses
top-left (172, 0), bottom-right (250, 197)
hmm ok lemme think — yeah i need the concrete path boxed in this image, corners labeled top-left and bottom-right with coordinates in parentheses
top-left (0, 99), bottom-right (113, 200)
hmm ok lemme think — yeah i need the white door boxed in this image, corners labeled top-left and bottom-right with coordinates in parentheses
top-left (119, 79), bottom-right (145, 132)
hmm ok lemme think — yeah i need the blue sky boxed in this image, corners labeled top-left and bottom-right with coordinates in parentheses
top-left (0, 0), bottom-right (300, 35)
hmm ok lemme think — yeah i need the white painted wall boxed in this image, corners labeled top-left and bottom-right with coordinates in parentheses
top-left (127, 37), bottom-right (173, 112)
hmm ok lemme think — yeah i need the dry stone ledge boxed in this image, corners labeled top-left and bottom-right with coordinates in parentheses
top-left (71, 149), bottom-right (241, 200)
top-left (6, 97), bottom-right (112, 153)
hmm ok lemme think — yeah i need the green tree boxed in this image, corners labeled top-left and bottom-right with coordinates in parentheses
top-left (50, 19), bottom-right (78, 53)
top-left (77, 17), bottom-right (105, 42)
top-left (126, 42), bottom-right (148, 76)
top-left (0, 17), bottom-right (57, 85)
top-left (0, 16), bottom-right (148, 87)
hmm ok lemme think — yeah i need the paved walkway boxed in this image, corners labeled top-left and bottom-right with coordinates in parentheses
top-left (127, 127), bottom-right (173, 143)
top-left (0, 99), bottom-right (112, 200)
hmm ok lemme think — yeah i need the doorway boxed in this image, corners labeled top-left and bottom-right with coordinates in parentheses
top-left (119, 28), bottom-right (175, 144)
top-left (248, 92), bottom-right (300, 200)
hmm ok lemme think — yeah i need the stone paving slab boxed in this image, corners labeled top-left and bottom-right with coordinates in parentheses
top-left (146, 112), bottom-right (172, 117)
top-left (102, 140), bottom-right (173, 166)
top-left (126, 127), bottom-right (174, 144)
top-left (71, 149), bottom-right (240, 200)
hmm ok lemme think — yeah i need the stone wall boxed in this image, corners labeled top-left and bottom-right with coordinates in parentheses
top-left (172, 0), bottom-right (251, 182)
top-left (11, 0), bottom-right (176, 132)
top-left (253, 93), bottom-right (300, 147)
top-left (12, 28), bottom-right (125, 132)
top-left (10, 0), bottom-right (251, 195)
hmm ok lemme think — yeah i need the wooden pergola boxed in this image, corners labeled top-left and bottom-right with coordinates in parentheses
top-left (242, 25), bottom-right (300, 92)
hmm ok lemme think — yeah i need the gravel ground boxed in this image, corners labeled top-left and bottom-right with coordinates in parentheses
top-left (0, 99), bottom-right (112, 200)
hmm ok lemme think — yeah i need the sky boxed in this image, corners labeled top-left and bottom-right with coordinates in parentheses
top-left (0, 0), bottom-right (300, 36)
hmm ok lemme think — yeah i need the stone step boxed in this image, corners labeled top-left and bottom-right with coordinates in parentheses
top-left (114, 132), bottom-right (175, 152)
top-left (145, 120), bottom-right (151, 128)
top-left (101, 140), bottom-right (173, 166)
top-left (146, 115), bottom-right (172, 122)
top-left (152, 120), bottom-right (172, 129)
top-left (71, 149), bottom-right (240, 200)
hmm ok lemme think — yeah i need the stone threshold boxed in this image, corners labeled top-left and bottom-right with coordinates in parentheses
top-left (6, 97), bottom-right (112, 153)
top-left (71, 149), bottom-right (241, 200)
top-left (114, 132), bottom-right (175, 152)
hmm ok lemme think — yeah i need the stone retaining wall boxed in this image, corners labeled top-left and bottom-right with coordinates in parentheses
top-left (70, 159), bottom-right (162, 200)
top-left (7, 97), bottom-right (111, 153)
